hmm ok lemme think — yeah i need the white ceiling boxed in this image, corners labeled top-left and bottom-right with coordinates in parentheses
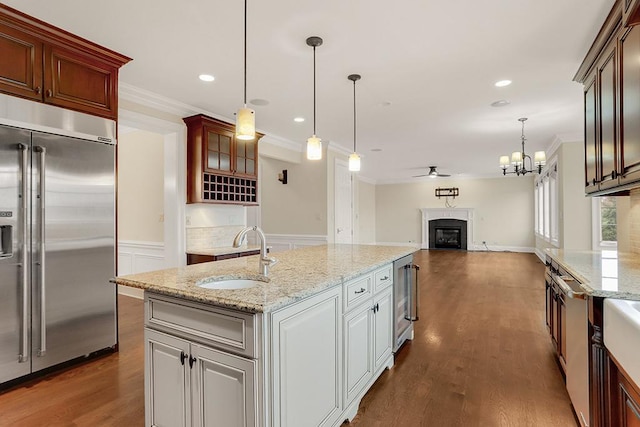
top-left (5, 0), bottom-right (614, 183)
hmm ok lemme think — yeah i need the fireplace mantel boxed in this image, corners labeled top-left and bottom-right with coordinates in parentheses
top-left (420, 208), bottom-right (474, 250)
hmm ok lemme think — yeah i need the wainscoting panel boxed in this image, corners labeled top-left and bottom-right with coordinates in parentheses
top-left (265, 234), bottom-right (327, 253)
top-left (117, 240), bottom-right (166, 299)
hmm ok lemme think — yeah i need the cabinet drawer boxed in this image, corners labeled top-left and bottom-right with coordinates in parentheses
top-left (344, 274), bottom-right (372, 311)
top-left (373, 264), bottom-right (393, 292)
top-left (145, 293), bottom-right (257, 358)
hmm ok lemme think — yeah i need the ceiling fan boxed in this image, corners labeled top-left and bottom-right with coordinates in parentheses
top-left (413, 166), bottom-right (451, 178)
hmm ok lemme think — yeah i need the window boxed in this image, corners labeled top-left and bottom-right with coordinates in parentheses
top-left (534, 160), bottom-right (558, 246)
top-left (549, 166), bottom-right (559, 244)
top-left (593, 196), bottom-right (617, 249)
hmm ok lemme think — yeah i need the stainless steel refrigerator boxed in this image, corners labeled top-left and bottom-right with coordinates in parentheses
top-left (393, 253), bottom-right (419, 352)
top-left (0, 95), bottom-right (117, 385)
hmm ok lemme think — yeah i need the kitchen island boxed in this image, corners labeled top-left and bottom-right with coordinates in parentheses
top-left (115, 244), bottom-right (417, 427)
top-left (544, 249), bottom-right (640, 427)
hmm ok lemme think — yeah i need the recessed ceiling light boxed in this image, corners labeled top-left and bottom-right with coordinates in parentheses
top-left (490, 100), bottom-right (511, 107)
top-left (495, 80), bottom-right (512, 87)
top-left (371, 148), bottom-right (382, 152)
top-left (294, 117), bottom-right (305, 123)
top-left (199, 74), bottom-right (215, 82)
top-left (250, 98), bottom-right (269, 106)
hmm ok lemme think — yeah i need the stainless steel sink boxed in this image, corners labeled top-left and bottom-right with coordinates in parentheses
top-left (604, 298), bottom-right (640, 386)
top-left (196, 278), bottom-right (264, 290)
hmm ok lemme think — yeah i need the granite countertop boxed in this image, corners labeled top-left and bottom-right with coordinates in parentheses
top-left (186, 245), bottom-right (261, 256)
top-left (115, 244), bottom-right (417, 313)
top-left (545, 248), bottom-right (640, 300)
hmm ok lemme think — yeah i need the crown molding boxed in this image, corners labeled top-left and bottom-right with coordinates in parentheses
top-left (119, 82), bottom-right (301, 151)
top-left (326, 140), bottom-right (352, 157)
top-left (357, 175), bottom-right (377, 185)
top-left (260, 133), bottom-right (303, 153)
top-left (546, 132), bottom-right (582, 158)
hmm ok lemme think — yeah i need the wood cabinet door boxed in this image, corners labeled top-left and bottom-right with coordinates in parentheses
top-left (584, 72), bottom-right (599, 193)
top-left (598, 45), bottom-right (619, 191)
top-left (43, 44), bottom-right (118, 119)
top-left (204, 126), bottom-right (234, 175)
top-left (191, 344), bottom-right (256, 427)
top-left (234, 139), bottom-right (258, 178)
top-left (373, 289), bottom-right (393, 371)
top-left (270, 287), bottom-right (342, 427)
top-left (344, 302), bottom-right (373, 406)
top-left (145, 328), bottom-right (191, 427)
top-left (620, 25), bottom-right (640, 187)
top-left (0, 21), bottom-right (43, 101)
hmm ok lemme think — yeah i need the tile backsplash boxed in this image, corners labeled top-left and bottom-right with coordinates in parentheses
top-left (186, 225), bottom-right (247, 251)
top-left (631, 188), bottom-right (640, 254)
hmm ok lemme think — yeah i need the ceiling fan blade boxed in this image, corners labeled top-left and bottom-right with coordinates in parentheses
top-left (437, 173), bottom-right (451, 177)
top-left (412, 174), bottom-right (429, 178)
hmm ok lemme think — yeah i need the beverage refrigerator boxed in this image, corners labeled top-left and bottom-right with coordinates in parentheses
top-left (0, 94), bottom-right (117, 385)
top-left (393, 253), bottom-right (420, 352)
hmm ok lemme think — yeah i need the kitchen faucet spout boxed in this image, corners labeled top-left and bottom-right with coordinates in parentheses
top-left (233, 226), bottom-right (277, 276)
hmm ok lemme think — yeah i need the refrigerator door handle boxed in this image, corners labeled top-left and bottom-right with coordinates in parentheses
top-left (34, 146), bottom-right (47, 357)
top-left (18, 143), bottom-right (29, 363)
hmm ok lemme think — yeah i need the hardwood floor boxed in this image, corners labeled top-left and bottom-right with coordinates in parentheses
top-left (0, 251), bottom-right (576, 426)
top-left (344, 250), bottom-right (577, 427)
top-left (0, 295), bottom-right (145, 426)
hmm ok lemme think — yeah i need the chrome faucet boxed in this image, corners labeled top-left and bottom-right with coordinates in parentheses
top-left (233, 226), bottom-right (277, 276)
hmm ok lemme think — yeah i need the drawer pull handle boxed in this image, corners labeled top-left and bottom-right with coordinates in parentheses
top-left (189, 355), bottom-right (197, 368)
top-left (354, 287), bottom-right (366, 294)
top-left (380, 276), bottom-right (389, 281)
top-left (180, 351), bottom-right (187, 366)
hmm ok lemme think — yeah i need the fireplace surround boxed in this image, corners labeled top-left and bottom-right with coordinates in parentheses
top-left (420, 208), bottom-right (474, 250)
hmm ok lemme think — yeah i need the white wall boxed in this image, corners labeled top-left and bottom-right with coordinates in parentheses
top-left (376, 177), bottom-right (535, 249)
top-left (117, 129), bottom-right (165, 242)
top-left (357, 179), bottom-right (376, 244)
top-left (260, 153), bottom-right (328, 235)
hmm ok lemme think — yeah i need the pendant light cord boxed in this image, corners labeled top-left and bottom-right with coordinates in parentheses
top-left (243, 0), bottom-right (247, 107)
top-left (313, 45), bottom-right (317, 136)
top-left (352, 79), bottom-right (357, 152)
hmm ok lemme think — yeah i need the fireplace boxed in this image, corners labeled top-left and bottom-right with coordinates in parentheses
top-left (429, 219), bottom-right (467, 250)
top-left (421, 208), bottom-right (474, 250)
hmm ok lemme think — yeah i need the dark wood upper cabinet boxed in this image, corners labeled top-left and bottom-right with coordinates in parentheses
top-left (585, 73), bottom-right (599, 194)
top-left (598, 45), bottom-right (619, 192)
top-left (0, 4), bottom-right (130, 120)
top-left (576, 0), bottom-right (640, 195)
top-left (620, 25), bottom-right (640, 186)
top-left (624, 0), bottom-right (640, 26)
top-left (184, 114), bottom-right (263, 205)
top-left (0, 21), bottom-right (43, 101)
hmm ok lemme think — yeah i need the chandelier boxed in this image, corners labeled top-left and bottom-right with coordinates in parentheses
top-left (500, 117), bottom-right (546, 176)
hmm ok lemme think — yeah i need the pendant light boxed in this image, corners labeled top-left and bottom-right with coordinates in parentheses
top-left (306, 36), bottom-right (323, 160)
top-left (236, 0), bottom-right (255, 141)
top-left (348, 74), bottom-right (361, 172)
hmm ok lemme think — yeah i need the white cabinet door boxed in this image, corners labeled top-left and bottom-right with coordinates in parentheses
top-left (344, 302), bottom-right (373, 406)
top-left (145, 328), bottom-right (191, 427)
top-left (373, 289), bottom-right (393, 371)
top-left (191, 344), bottom-right (257, 427)
top-left (271, 287), bottom-right (342, 427)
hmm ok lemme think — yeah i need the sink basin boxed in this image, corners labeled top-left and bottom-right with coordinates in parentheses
top-left (196, 278), bottom-right (264, 290)
top-left (604, 298), bottom-right (640, 386)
